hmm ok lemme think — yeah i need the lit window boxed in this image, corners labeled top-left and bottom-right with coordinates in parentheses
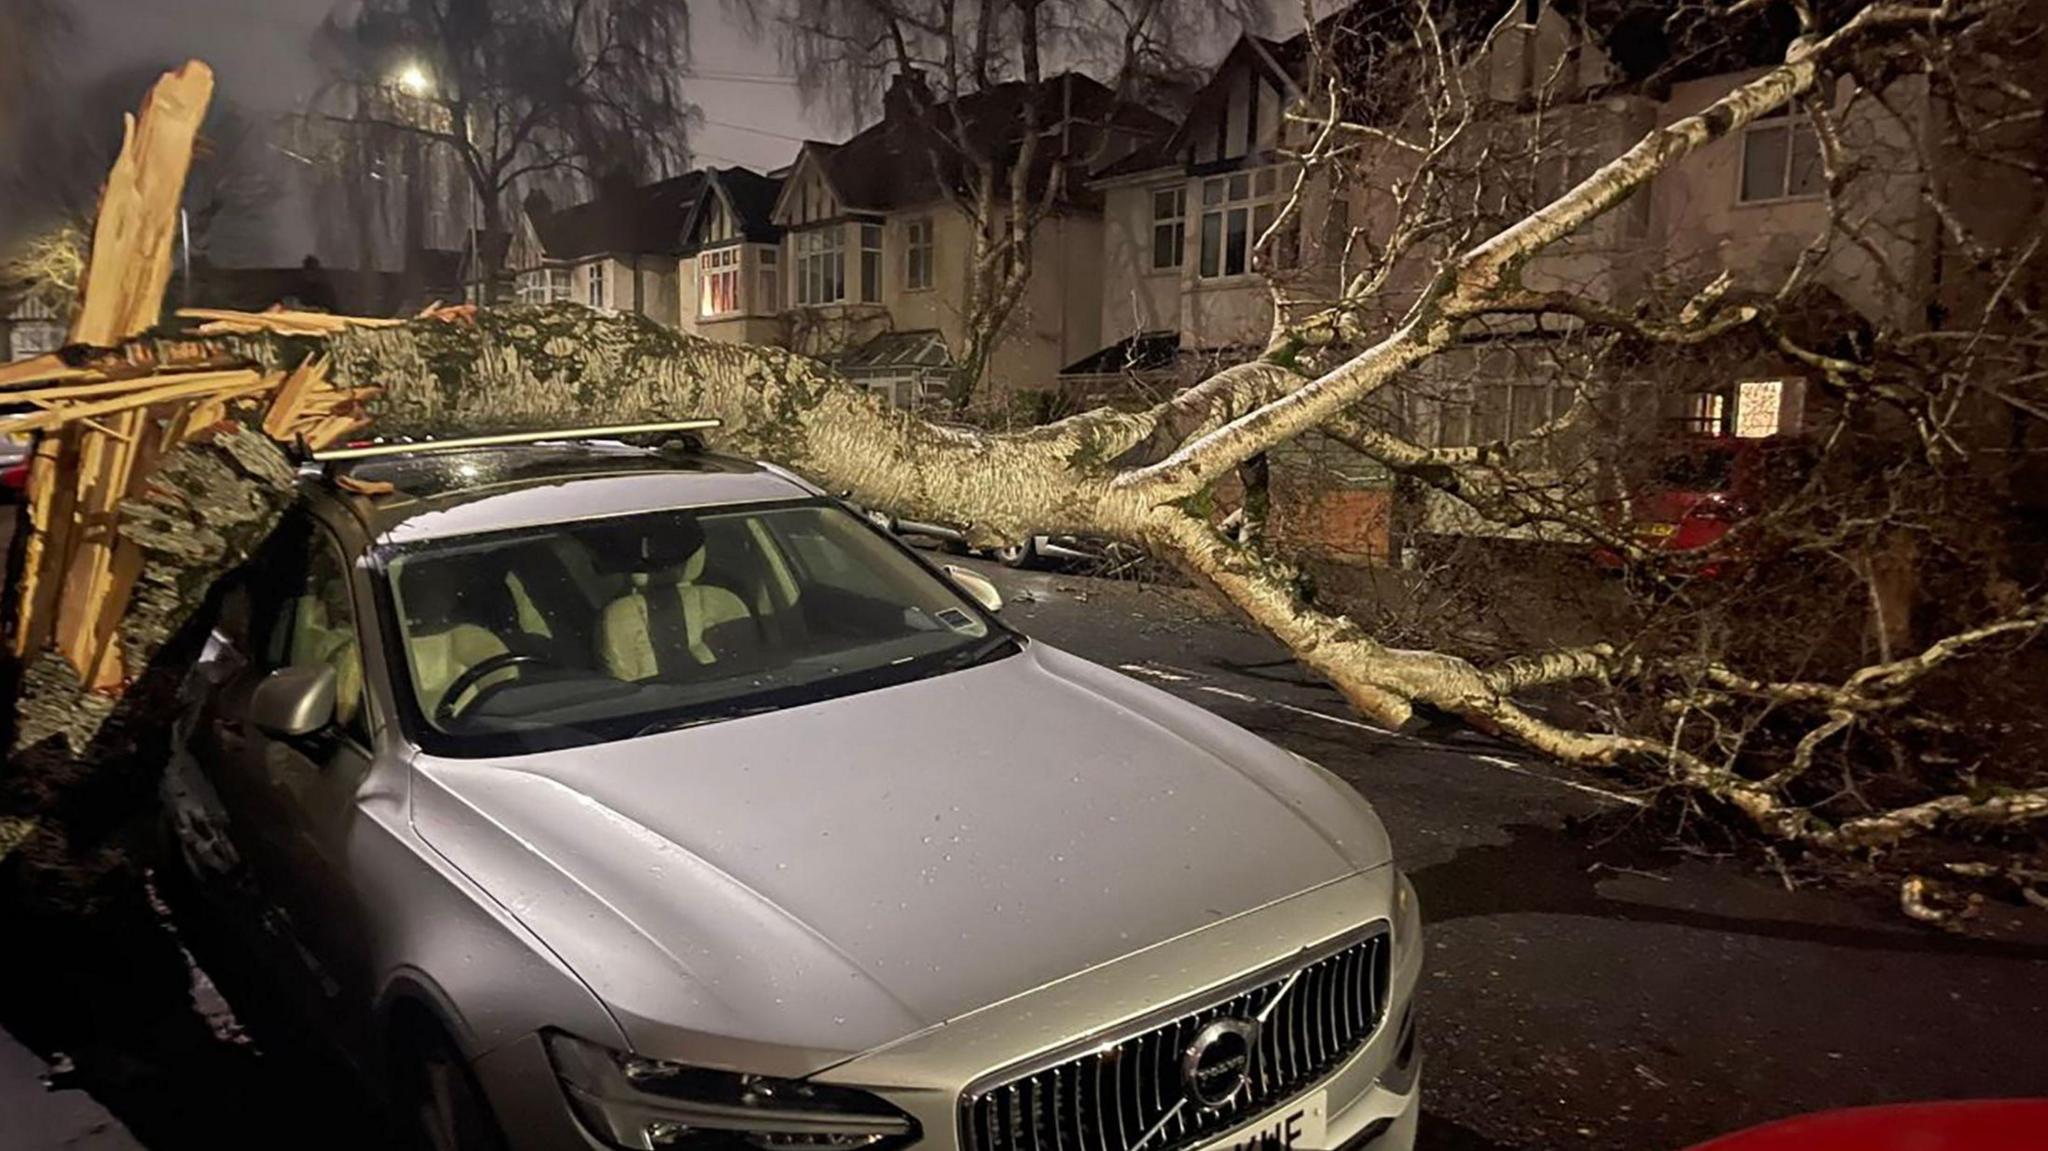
top-left (586, 263), bottom-right (606, 308)
top-left (1735, 380), bottom-right (1785, 438)
top-left (1684, 392), bottom-right (1728, 435)
top-left (1198, 166), bottom-right (1296, 279)
top-left (860, 223), bottom-right (883, 303)
top-left (699, 247), bottom-right (742, 317)
top-left (1740, 115), bottom-right (1824, 203)
top-left (1150, 187), bottom-right (1185, 271)
top-left (905, 217), bottom-right (935, 291)
top-left (795, 227), bottom-right (847, 306)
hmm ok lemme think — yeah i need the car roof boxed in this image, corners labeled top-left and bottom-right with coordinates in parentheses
top-left (316, 441), bottom-right (819, 544)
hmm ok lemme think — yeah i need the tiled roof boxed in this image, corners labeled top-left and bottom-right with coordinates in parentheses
top-left (810, 72), bottom-right (1173, 213)
top-left (532, 170), bottom-right (707, 260)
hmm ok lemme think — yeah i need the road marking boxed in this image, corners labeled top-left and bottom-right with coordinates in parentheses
top-left (1118, 659), bottom-right (1644, 809)
top-left (1119, 662), bottom-right (1192, 683)
top-left (1205, 688), bottom-right (1397, 736)
top-left (1470, 754), bottom-right (1648, 808)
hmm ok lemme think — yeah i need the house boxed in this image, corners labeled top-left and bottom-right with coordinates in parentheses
top-left (677, 166), bottom-right (786, 345)
top-left (1080, 32), bottom-right (1355, 379)
top-left (3, 291), bottom-right (65, 361)
top-left (491, 172), bottom-right (707, 324)
top-left (768, 71), bottom-right (1167, 406)
top-left (1074, 0), bottom-right (2007, 562)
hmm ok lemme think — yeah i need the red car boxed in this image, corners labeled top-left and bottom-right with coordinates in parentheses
top-left (1596, 435), bottom-right (1812, 574)
top-left (1685, 1099), bottom-right (2048, 1151)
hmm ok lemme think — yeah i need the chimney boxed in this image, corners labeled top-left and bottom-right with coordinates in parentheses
top-left (523, 188), bottom-right (555, 220)
top-left (884, 67), bottom-right (933, 123)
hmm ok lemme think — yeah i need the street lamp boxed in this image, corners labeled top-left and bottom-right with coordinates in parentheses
top-left (396, 63), bottom-right (431, 96)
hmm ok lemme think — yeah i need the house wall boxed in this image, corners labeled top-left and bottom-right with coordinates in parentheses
top-left (1648, 69), bottom-right (1932, 329)
top-left (1097, 166), bottom-right (1353, 353)
top-left (1098, 181), bottom-right (1182, 341)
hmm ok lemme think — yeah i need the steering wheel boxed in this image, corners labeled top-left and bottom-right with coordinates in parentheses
top-left (435, 652), bottom-right (552, 725)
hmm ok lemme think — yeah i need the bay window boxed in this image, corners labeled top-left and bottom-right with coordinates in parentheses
top-left (699, 247), bottom-right (742, 317)
top-left (794, 227), bottom-right (846, 305)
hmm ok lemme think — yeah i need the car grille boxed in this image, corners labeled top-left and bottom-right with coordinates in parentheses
top-left (963, 930), bottom-right (1390, 1151)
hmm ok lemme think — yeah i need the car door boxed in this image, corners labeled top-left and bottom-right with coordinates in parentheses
top-left (202, 515), bottom-right (381, 1033)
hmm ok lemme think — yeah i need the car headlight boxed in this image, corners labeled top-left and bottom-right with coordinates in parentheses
top-left (544, 1032), bottom-right (919, 1151)
top-left (1393, 870), bottom-right (1421, 962)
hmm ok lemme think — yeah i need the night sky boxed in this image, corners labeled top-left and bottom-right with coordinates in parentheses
top-left (66, 0), bottom-right (844, 264)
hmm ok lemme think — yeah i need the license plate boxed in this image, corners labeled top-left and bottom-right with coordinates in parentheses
top-left (1199, 1090), bottom-right (1328, 1151)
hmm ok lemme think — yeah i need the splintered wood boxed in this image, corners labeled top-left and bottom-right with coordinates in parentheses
top-left (0, 63), bottom-right (388, 690)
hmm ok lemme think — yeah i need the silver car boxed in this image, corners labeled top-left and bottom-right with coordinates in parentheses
top-left (162, 436), bottom-right (1422, 1151)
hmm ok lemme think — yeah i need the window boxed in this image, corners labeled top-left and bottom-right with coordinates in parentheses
top-left (758, 247), bottom-right (779, 312)
top-left (586, 263), bottom-right (606, 308)
top-left (1740, 114), bottom-right (1823, 203)
top-left (1150, 187), bottom-right (1186, 271)
top-left (260, 527), bottom-right (369, 745)
top-left (517, 269), bottom-right (574, 304)
top-left (1683, 391), bottom-right (1728, 435)
top-left (699, 247), bottom-right (742, 317)
top-left (1198, 166), bottom-right (1295, 279)
top-left (1426, 380), bottom-right (1573, 447)
top-left (9, 320), bottom-right (63, 358)
top-left (904, 217), bottom-right (935, 291)
top-left (860, 223), bottom-right (883, 303)
top-left (1735, 380), bottom-right (1785, 438)
top-left (794, 227), bottom-right (846, 305)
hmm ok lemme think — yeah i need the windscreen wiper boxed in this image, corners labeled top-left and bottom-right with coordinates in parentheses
top-left (632, 704), bottom-right (780, 739)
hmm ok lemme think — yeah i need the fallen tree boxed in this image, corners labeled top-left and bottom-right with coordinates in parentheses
top-left (5, 0), bottom-right (2045, 922)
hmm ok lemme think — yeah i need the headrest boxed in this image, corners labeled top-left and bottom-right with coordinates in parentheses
top-left (598, 518), bottom-right (708, 586)
top-left (399, 559), bottom-right (467, 632)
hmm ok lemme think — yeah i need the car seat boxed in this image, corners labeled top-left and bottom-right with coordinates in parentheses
top-left (597, 518), bottom-right (758, 680)
top-left (398, 561), bottom-right (513, 716)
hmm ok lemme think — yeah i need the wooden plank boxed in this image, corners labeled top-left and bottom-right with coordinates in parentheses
top-left (5, 369), bottom-right (253, 404)
top-left (12, 433), bottom-right (76, 657)
top-left (69, 62), bottom-right (215, 348)
top-left (53, 411), bottom-right (144, 674)
top-left (262, 354), bottom-right (328, 439)
top-left (302, 412), bottom-right (373, 451)
top-left (0, 369), bottom-right (268, 436)
top-left (0, 354), bottom-right (92, 390)
top-left (177, 307), bottom-right (405, 333)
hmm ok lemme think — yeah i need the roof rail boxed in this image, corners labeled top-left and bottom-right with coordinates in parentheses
top-left (307, 419), bottom-right (723, 463)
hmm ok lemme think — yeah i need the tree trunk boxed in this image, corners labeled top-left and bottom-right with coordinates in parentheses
top-left (2, 425), bottom-right (297, 913)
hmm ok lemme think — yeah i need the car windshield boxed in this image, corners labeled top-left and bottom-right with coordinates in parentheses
top-left (375, 499), bottom-right (1014, 757)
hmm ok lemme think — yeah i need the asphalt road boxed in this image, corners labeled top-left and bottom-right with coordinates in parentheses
top-left (3, 526), bottom-right (2045, 1151)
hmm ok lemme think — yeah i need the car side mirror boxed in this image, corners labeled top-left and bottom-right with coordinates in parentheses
top-left (248, 664), bottom-right (337, 739)
top-left (942, 564), bottom-right (1004, 614)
